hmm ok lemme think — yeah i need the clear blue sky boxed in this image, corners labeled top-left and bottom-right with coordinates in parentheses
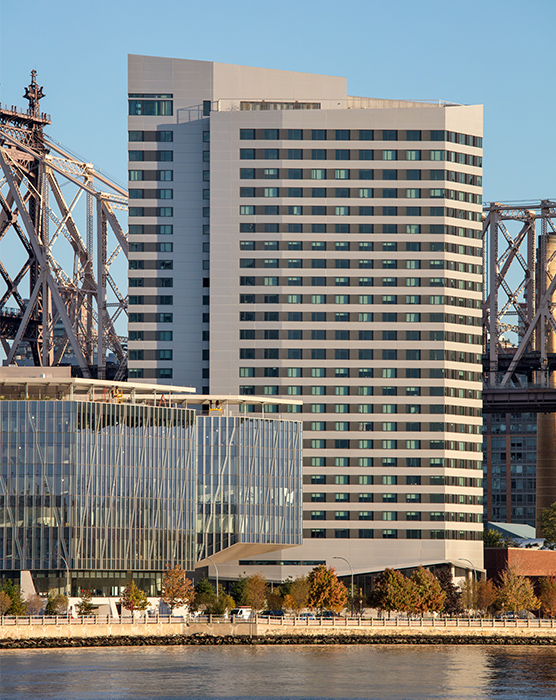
top-left (0, 0), bottom-right (554, 202)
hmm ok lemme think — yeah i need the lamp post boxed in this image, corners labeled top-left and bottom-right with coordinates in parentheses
top-left (206, 556), bottom-right (219, 599)
top-left (332, 556), bottom-right (354, 617)
top-left (59, 554), bottom-right (70, 599)
top-left (458, 557), bottom-right (476, 583)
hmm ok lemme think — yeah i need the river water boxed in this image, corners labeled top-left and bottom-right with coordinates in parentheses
top-left (1, 645), bottom-right (556, 699)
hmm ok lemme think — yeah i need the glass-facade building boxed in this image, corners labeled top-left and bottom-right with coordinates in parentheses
top-left (0, 373), bottom-right (302, 595)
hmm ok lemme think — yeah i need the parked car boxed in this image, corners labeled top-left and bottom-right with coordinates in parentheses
top-left (298, 612), bottom-right (316, 620)
top-left (259, 610), bottom-right (285, 618)
top-left (229, 606), bottom-right (253, 620)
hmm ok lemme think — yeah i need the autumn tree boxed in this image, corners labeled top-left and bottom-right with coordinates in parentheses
top-left (26, 594), bottom-right (43, 616)
top-left (120, 581), bottom-right (149, 614)
top-left (243, 573), bottom-right (267, 610)
top-left (539, 577), bottom-right (556, 618)
top-left (370, 569), bottom-right (414, 616)
top-left (307, 565), bottom-right (348, 614)
top-left (161, 565), bottom-right (195, 613)
top-left (267, 591), bottom-right (284, 611)
top-left (410, 567), bottom-right (446, 615)
top-left (45, 589), bottom-right (68, 615)
top-left (205, 586), bottom-right (235, 615)
top-left (0, 591), bottom-right (11, 615)
top-left (436, 569), bottom-right (462, 616)
top-left (0, 579), bottom-right (27, 616)
top-left (496, 567), bottom-right (540, 614)
top-left (76, 591), bottom-right (97, 616)
top-left (283, 576), bottom-right (309, 613)
top-left (539, 502), bottom-right (556, 549)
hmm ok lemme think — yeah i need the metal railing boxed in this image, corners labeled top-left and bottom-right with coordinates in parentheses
top-left (1, 614), bottom-right (555, 629)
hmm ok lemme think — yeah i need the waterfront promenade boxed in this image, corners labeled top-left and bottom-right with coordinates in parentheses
top-left (1, 615), bottom-right (555, 647)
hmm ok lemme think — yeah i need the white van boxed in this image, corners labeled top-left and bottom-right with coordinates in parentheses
top-left (230, 606), bottom-right (253, 620)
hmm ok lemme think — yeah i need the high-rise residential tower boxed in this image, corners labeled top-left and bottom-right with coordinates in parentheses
top-left (128, 55), bottom-right (484, 582)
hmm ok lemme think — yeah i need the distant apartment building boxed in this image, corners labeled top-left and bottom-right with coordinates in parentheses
top-left (483, 412), bottom-right (537, 528)
top-left (127, 55), bottom-right (484, 581)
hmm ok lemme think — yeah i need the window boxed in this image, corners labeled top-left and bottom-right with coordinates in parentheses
top-left (383, 150), bottom-right (397, 161)
top-left (335, 169), bottom-right (350, 180)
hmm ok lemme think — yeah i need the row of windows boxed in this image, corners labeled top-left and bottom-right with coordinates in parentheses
top-left (302, 421), bottom-right (480, 435)
top-left (239, 149), bottom-right (482, 168)
top-left (129, 207), bottom-right (173, 217)
top-left (306, 457), bottom-right (481, 469)
top-left (307, 474), bottom-right (481, 487)
top-left (237, 288), bottom-right (481, 309)
top-left (129, 260), bottom-right (173, 270)
top-left (129, 225), bottom-right (173, 235)
top-left (240, 237), bottom-right (482, 254)
top-left (236, 310), bottom-right (482, 329)
top-left (239, 128), bottom-right (482, 147)
top-left (129, 349), bottom-right (173, 361)
top-left (239, 168), bottom-right (482, 187)
top-left (129, 241), bottom-right (173, 253)
top-left (239, 186), bottom-right (482, 204)
top-left (129, 295), bottom-right (173, 305)
top-left (128, 330), bottom-right (173, 341)
top-left (129, 170), bottom-right (173, 181)
top-left (129, 277), bottom-right (173, 287)
top-left (308, 510), bottom-right (481, 522)
top-left (129, 150), bottom-right (173, 161)
top-left (239, 274), bottom-right (481, 293)
top-left (238, 204), bottom-right (482, 221)
top-left (129, 368), bottom-right (172, 379)
top-left (129, 189), bottom-right (174, 199)
top-left (304, 438), bottom-right (482, 452)
top-left (128, 130), bottom-right (173, 142)
top-left (238, 224), bottom-right (482, 239)
top-left (308, 529), bottom-right (482, 540)
top-left (238, 294), bottom-right (481, 310)
top-left (238, 257), bottom-right (480, 271)
top-left (129, 312), bottom-right (173, 323)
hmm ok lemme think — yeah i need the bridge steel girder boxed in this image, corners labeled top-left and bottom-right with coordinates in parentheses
top-left (482, 200), bottom-right (556, 392)
top-left (0, 73), bottom-right (128, 378)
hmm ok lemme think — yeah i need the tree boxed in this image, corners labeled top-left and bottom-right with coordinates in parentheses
top-left (26, 594), bottom-right (43, 616)
top-left (283, 576), bottom-right (309, 613)
top-left (0, 579), bottom-right (27, 616)
top-left (120, 581), bottom-right (149, 614)
top-left (496, 567), bottom-right (540, 614)
top-left (475, 580), bottom-right (497, 616)
top-left (267, 591), bottom-right (284, 611)
top-left (45, 589), bottom-right (68, 615)
top-left (436, 569), bottom-right (462, 616)
top-left (161, 565), bottom-right (194, 612)
top-left (193, 577), bottom-right (216, 611)
top-left (307, 565), bottom-right (348, 614)
top-left (243, 573), bottom-right (267, 610)
top-left (76, 591), bottom-right (97, 616)
top-left (539, 577), bottom-right (556, 618)
top-left (229, 575), bottom-right (248, 606)
top-left (0, 591), bottom-right (11, 616)
top-left (409, 567), bottom-right (445, 615)
top-left (370, 569), bottom-right (414, 616)
top-left (483, 528), bottom-right (517, 548)
top-left (205, 586), bottom-right (235, 615)
top-left (539, 502), bottom-right (556, 549)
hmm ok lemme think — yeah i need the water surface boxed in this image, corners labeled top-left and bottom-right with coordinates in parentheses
top-left (1, 645), bottom-right (556, 699)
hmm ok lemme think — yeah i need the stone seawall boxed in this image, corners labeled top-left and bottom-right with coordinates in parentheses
top-left (1, 621), bottom-right (555, 648)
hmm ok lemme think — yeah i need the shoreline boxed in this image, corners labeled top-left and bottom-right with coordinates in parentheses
top-left (2, 632), bottom-right (556, 649)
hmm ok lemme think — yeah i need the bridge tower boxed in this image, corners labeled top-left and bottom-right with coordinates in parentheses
top-left (0, 72), bottom-right (128, 379)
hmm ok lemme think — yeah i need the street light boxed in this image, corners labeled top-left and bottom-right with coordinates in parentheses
top-left (458, 557), bottom-right (476, 583)
top-left (59, 554), bottom-right (70, 599)
top-left (206, 556), bottom-right (219, 599)
top-left (332, 556), bottom-right (354, 617)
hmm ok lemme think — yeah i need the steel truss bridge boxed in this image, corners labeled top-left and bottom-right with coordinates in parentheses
top-left (482, 200), bottom-right (556, 412)
top-left (0, 72), bottom-right (128, 380)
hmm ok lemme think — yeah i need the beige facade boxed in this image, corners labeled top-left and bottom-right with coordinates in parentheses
top-left (128, 56), bottom-right (484, 581)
